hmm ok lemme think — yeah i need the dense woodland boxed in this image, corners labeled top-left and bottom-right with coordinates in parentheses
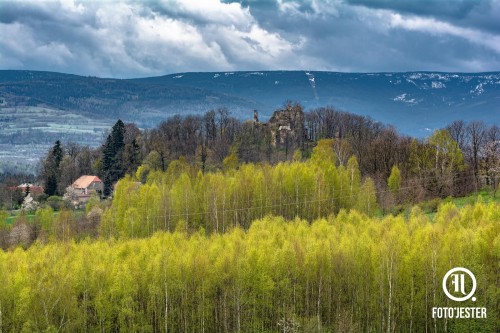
top-left (0, 202), bottom-right (498, 332)
top-left (2, 104), bottom-right (498, 208)
top-left (0, 104), bottom-right (498, 332)
top-left (0, 104), bottom-right (498, 244)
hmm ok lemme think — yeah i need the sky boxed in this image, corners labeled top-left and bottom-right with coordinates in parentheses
top-left (1, 0), bottom-right (499, 78)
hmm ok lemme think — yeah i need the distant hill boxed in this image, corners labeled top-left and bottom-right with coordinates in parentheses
top-left (0, 70), bottom-right (259, 126)
top-left (0, 70), bottom-right (498, 173)
top-left (133, 71), bottom-right (500, 136)
top-left (2, 70), bottom-right (499, 135)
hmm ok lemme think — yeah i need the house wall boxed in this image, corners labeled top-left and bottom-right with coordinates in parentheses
top-left (89, 181), bottom-right (104, 193)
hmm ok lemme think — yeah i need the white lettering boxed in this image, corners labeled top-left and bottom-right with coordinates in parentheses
top-left (431, 307), bottom-right (487, 319)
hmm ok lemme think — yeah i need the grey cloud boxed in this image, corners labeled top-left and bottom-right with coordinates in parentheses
top-left (0, 0), bottom-right (302, 77)
top-left (0, 1), bottom-right (99, 28)
top-left (0, 2), bottom-right (53, 24)
top-left (0, 0), bottom-right (499, 77)
top-left (232, 0), bottom-right (500, 71)
top-left (345, 0), bottom-right (500, 33)
top-left (345, 0), bottom-right (481, 18)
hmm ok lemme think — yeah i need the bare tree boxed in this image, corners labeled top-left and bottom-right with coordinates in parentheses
top-left (483, 140), bottom-right (499, 197)
top-left (466, 121), bottom-right (486, 189)
top-left (9, 219), bottom-right (34, 248)
top-left (447, 120), bottom-right (467, 151)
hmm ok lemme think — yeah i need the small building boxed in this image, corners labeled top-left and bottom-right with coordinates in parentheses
top-left (17, 183), bottom-right (44, 198)
top-left (72, 175), bottom-right (103, 203)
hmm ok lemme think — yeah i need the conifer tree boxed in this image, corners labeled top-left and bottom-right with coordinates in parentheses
top-left (53, 140), bottom-right (63, 166)
top-left (43, 140), bottom-right (64, 196)
top-left (102, 134), bottom-right (114, 197)
top-left (123, 139), bottom-right (141, 175)
top-left (102, 120), bottom-right (126, 196)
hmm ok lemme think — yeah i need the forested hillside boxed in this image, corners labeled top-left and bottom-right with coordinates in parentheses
top-left (0, 103), bottom-right (498, 333)
top-left (25, 104), bottom-right (498, 209)
top-left (1, 70), bottom-right (499, 173)
top-left (101, 148), bottom-right (377, 237)
top-left (0, 202), bottom-right (498, 332)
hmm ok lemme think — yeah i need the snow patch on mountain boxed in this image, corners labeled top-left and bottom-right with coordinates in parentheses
top-left (393, 93), bottom-right (418, 105)
top-left (305, 72), bottom-right (316, 88)
top-left (305, 72), bottom-right (318, 100)
top-left (406, 79), bottom-right (418, 87)
top-left (394, 93), bottom-right (407, 101)
top-left (470, 83), bottom-right (484, 96)
top-left (426, 73), bottom-right (450, 81)
top-left (431, 81), bottom-right (446, 89)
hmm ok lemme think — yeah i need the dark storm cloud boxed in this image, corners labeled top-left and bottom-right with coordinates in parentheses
top-left (240, 0), bottom-right (500, 71)
top-left (0, 0), bottom-right (498, 77)
top-left (345, 0), bottom-right (500, 33)
top-left (345, 0), bottom-right (480, 18)
top-left (0, 2), bottom-right (51, 24)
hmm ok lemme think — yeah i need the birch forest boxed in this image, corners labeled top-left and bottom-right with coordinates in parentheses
top-left (0, 201), bottom-right (498, 332)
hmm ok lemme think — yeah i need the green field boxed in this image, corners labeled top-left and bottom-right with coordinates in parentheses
top-left (446, 189), bottom-right (499, 207)
top-left (0, 106), bottom-right (112, 173)
top-left (4, 209), bottom-right (85, 225)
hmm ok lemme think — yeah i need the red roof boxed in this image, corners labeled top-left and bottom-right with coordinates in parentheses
top-left (8, 184), bottom-right (44, 194)
top-left (72, 175), bottom-right (102, 189)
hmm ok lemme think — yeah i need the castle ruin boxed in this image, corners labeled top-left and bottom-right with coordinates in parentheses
top-left (253, 103), bottom-right (306, 149)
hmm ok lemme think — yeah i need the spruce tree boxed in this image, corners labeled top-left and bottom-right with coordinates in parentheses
top-left (45, 175), bottom-right (57, 196)
top-left (43, 140), bottom-right (64, 196)
top-left (123, 139), bottom-right (141, 174)
top-left (102, 120), bottom-right (126, 196)
top-left (102, 134), bottom-right (114, 197)
top-left (52, 140), bottom-right (63, 167)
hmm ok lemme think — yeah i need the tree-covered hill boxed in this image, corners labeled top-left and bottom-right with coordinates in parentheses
top-left (0, 201), bottom-right (498, 332)
top-left (0, 70), bottom-right (259, 125)
top-left (1, 70), bottom-right (498, 173)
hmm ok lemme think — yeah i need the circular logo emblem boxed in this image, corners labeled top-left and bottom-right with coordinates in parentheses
top-left (442, 267), bottom-right (476, 302)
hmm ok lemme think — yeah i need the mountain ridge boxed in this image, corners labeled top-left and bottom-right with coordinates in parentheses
top-left (1, 69), bottom-right (498, 173)
top-left (133, 70), bottom-right (500, 131)
top-left (1, 69), bottom-right (499, 135)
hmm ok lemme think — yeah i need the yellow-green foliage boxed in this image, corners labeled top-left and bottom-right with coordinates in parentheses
top-left (388, 165), bottom-right (401, 194)
top-left (106, 149), bottom-right (377, 237)
top-left (0, 202), bottom-right (498, 332)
